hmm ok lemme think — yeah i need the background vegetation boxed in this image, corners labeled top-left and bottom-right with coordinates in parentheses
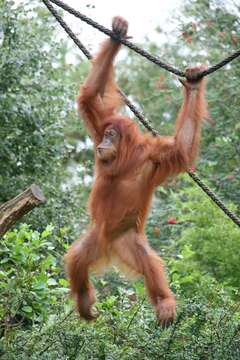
top-left (0, 0), bottom-right (239, 359)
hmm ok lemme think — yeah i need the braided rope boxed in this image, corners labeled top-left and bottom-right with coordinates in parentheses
top-left (42, 0), bottom-right (158, 136)
top-left (49, 0), bottom-right (240, 81)
top-left (48, 0), bottom-right (185, 77)
top-left (188, 171), bottom-right (240, 227)
top-left (194, 48), bottom-right (240, 79)
top-left (42, 0), bottom-right (240, 228)
top-left (42, 0), bottom-right (91, 60)
top-left (119, 91), bottom-right (158, 136)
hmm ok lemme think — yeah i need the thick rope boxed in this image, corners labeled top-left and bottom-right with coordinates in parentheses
top-left (42, 0), bottom-right (240, 228)
top-left (42, 0), bottom-right (91, 60)
top-left (188, 171), bottom-right (240, 227)
top-left (196, 48), bottom-right (240, 79)
top-left (119, 91), bottom-right (158, 135)
top-left (48, 0), bottom-right (240, 81)
top-left (47, 0), bottom-right (185, 77)
top-left (42, 0), bottom-right (158, 135)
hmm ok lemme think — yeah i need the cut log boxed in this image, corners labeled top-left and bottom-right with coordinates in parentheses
top-left (0, 184), bottom-right (46, 237)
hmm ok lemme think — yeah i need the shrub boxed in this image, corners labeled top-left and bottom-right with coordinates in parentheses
top-left (0, 224), bottom-right (68, 331)
top-left (175, 185), bottom-right (240, 288)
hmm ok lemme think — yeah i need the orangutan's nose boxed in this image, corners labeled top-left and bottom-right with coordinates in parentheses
top-left (97, 147), bottom-right (103, 155)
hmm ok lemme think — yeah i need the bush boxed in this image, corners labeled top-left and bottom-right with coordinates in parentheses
top-left (0, 224), bottom-right (68, 331)
top-left (175, 184), bottom-right (240, 288)
top-left (0, 222), bottom-right (239, 359)
top-left (1, 288), bottom-right (239, 360)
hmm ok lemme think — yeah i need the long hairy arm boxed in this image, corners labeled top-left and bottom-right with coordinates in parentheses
top-left (150, 66), bottom-right (209, 183)
top-left (77, 17), bottom-right (128, 143)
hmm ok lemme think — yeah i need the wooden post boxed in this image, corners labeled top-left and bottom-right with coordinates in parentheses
top-left (0, 184), bottom-right (46, 237)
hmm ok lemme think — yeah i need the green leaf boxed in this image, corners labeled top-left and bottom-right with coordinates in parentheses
top-left (22, 306), bottom-right (33, 313)
top-left (59, 278), bottom-right (69, 287)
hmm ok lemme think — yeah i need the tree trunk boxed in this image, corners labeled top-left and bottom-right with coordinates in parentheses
top-left (0, 184), bottom-right (46, 237)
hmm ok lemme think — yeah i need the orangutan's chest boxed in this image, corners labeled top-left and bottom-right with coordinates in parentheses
top-left (109, 160), bottom-right (154, 198)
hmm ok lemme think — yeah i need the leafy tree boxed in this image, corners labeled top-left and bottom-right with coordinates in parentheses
top-left (0, 1), bottom-right (65, 198)
top-left (0, 0), bottom-right (89, 235)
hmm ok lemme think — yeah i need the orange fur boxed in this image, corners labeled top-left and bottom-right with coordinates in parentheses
top-left (65, 17), bottom-right (208, 325)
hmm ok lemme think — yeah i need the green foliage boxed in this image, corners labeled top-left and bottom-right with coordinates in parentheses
top-left (174, 184), bottom-right (240, 288)
top-left (0, 0), bottom-right (89, 236)
top-left (0, 1), bottom-right (67, 197)
top-left (0, 224), bottom-right (68, 330)
top-left (1, 221), bottom-right (239, 359)
top-left (1, 290), bottom-right (239, 360)
top-left (170, 244), bottom-right (216, 295)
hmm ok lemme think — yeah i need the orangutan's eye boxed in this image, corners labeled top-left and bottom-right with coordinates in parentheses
top-left (106, 129), bottom-right (116, 138)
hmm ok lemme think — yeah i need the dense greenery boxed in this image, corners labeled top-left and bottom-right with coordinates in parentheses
top-left (0, 224), bottom-right (67, 326)
top-left (0, 0), bottom-right (89, 234)
top-left (0, 0), bottom-right (239, 359)
top-left (0, 0), bottom-right (67, 198)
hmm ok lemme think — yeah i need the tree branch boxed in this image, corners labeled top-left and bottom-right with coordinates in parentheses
top-left (0, 184), bottom-right (46, 237)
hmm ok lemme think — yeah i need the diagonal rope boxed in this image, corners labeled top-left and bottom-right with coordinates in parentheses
top-left (42, 0), bottom-right (240, 228)
top-left (188, 171), bottom-right (240, 227)
top-left (47, 0), bottom-right (185, 77)
top-left (42, 0), bottom-right (92, 60)
top-left (48, 0), bottom-right (240, 81)
top-left (42, 0), bottom-right (158, 135)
